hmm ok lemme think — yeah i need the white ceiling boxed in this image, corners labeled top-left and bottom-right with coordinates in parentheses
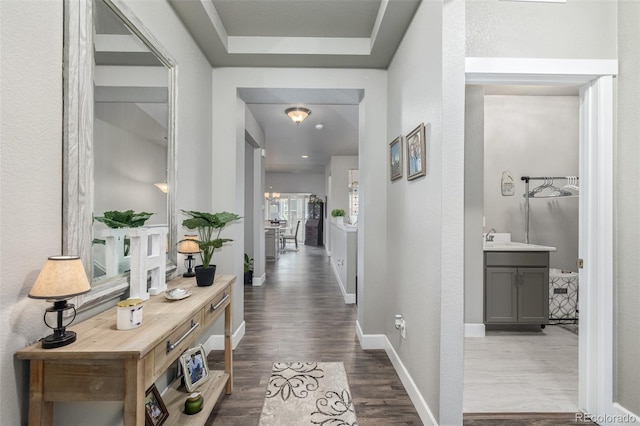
top-left (168, 0), bottom-right (420, 173)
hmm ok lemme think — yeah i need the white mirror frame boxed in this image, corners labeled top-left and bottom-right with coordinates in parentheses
top-left (63, 0), bottom-right (177, 309)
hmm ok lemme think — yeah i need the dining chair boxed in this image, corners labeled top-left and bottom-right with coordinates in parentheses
top-left (281, 220), bottom-right (300, 250)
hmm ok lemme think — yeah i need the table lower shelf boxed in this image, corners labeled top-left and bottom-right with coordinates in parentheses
top-left (162, 370), bottom-right (230, 426)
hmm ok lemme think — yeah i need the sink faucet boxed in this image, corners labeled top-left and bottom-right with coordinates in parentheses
top-left (485, 228), bottom-right (496, 242)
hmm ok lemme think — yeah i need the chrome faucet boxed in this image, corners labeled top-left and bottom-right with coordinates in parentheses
top-left (485, 228), bottom-right (496, 242)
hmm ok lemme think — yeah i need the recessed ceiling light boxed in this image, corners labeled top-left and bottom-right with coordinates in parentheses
top-left (301, 155), bottom-right (309, 159)
top-left (315, 124), bottom-right (324, 130)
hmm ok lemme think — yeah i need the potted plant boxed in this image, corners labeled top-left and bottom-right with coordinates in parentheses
top-left (93, 210), bottom-right (154, 273)
top-left (331, 208), bottom-right (346, 225)
top-left (181, 210), bottom-right (241, 286)
top-left (244, 253), bottom-right (254, 285)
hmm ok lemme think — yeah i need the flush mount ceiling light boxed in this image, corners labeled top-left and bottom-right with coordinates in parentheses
top-left (285, 107), bottom-right (311, 125)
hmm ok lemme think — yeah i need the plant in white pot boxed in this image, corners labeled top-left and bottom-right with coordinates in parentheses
top-left (331, 208), bottom-right (346, 225)
top-left (181, 210), bottom-right (241, 286)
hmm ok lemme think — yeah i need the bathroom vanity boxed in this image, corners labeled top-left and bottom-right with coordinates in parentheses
top-left (483, 240), bottom-right (556, 327)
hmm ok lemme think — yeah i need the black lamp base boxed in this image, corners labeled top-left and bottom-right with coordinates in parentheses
top-left (41, 330), bottom-right (77, 349)
top-left (183, 271), bottom-right (196, 278)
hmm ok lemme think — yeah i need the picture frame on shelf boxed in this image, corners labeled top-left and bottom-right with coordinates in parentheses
top-left (145, 384), bottom-right (169, 426)
top-left (179, 344), bottom-right (210, 392)
top-left (406, 123), bottom-right (426, 180)
top-left (389, 136), bottom-right (403, 181)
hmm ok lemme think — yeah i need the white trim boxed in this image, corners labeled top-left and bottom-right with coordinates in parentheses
top-left (465, 57), bottom-right (617, 85)
top-left (355, 320), bottom-right (386, 350)
top-left (356, 323), bottom-right (438, 426)
top-left (252, 272), bottom-right (265, 286)
top-left (330, 258), bottom-right (356, 304)
top-left (464, 323), bottom-right (485, 337)
top-left (204, 320), bottom-right (245, 351)
top-left (609, 403), bottom-right (640, 425)
top-left (466, 58), bottom-right (617, 423)
top-left (385, 338), bottom-right (438, 426)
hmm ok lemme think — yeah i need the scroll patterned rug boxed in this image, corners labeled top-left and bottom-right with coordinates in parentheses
top-left (259, 362), bottom-right (358, 425)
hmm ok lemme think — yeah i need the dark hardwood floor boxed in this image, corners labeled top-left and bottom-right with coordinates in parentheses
top-left (206, 246), bottom-right (590, 425)
top-left (206, 245), bottom-right (423, 425)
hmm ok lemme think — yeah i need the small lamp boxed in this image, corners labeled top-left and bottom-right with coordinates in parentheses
top-left (28, 256), bottom-right (91, 349)
top-left (178, 235), bottom-right (200, 278)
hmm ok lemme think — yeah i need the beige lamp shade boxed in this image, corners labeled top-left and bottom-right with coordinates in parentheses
top-left (178, 235), bottom-right (200, 254)
top-left (28, 256), bottom-right (91, 300)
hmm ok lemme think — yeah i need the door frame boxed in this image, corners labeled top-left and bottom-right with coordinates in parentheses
top-left (465, 57), bottom-right (618, 419)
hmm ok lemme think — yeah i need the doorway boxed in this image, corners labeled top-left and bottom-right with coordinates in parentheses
top-left (464, 57), bottom-right (617, 419)
top-left (464, 85), bottom-right (581, 413)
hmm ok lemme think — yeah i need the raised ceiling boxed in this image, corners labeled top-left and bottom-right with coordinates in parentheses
top-left (168, 0), bottom-right (421, 68)
top-left (168, 0), bottom-right (420, 173)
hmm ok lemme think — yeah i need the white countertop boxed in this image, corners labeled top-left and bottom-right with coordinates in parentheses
top-left (483, 241), bottom-right (557, 252)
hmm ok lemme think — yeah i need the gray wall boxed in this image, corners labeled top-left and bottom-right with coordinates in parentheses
top-left (484, 95), bottom-right (579, 271)
top-left (0, 0), bottom-right (215, 423)
top-left (615, 1), bottom-right (640, 415)
top-left (467, 0), bottom-right (639, 419)
top-left (464, 86), bottom-right (485, 326)
top-left (466, 0), bottom-right (617, 59)
top-left (265, 172), bottom-right (326, 199)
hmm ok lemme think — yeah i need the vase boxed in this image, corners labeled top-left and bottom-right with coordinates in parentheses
top-left (244, 270), bottom-right (253, 285)
top-left (194, 265), bottom-right (216, 286)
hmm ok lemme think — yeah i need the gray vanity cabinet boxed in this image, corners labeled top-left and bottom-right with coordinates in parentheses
top-left (484, 251), bottom-right (549, 325)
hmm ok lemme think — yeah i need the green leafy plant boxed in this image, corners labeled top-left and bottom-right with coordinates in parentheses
top-left (244, 253), bottom-right (254, 273)
top-left (93, 210), bottom-right (154, 256)
top-left (331, 208), bottom-right (346, 218)
top-left (94, 210), bottom-right (154, 228)
top-left (181, 210), bottom-right (241, 268)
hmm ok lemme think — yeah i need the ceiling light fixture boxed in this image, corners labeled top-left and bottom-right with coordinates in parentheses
top-left (315, 124), bottom-right (324, 130)
top-left (285, 107), bottom-right (311, 125)
top-left (301, 155), bottom-right (309, 159)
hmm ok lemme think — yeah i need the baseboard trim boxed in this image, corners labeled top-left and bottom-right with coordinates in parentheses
top-left (204, 320), bottom-right (245, 351)
top-left (604, 403), bottom-right (640, 425)
top-left (464, 323), bottom-right (485, 337)
top-left (253, 272), bottom-right (265, 286)
top-left (355, 320), bottom-right (386, 349)
top-left (331, 259), bottom-right (356, 304)
top-left (384, 339), bottom-right (438, 426)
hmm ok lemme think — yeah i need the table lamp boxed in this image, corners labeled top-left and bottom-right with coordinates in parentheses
top-left (28, 256), bottom-right (91, 349)
top-left (178, 235), bottom-right (200, 277)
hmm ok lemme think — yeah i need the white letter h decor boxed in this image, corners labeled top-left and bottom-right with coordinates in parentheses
top-left (128, 227), bottom-right (168, 300)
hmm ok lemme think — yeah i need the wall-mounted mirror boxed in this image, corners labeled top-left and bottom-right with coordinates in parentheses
top-left (63, 0), bottom-right (177, 307)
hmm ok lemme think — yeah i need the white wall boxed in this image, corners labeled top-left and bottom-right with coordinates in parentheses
top-left (386, 0), bottom-right (466, 423)
top-left (466, 0), bottom-right (617, 59)
top-left (1, 2), bottom-right (64, 425)
top-left (265, 172), bottom-right (325, 198)
top-left (615, 1), bottom-right (640, 416)
top-left (484, 95), bottom-right (579, 271)
top-left (1, 0), bottom-right (215, 424)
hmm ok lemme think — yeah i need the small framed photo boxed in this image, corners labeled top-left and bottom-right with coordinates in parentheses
top-left (389, 136), bottom-right (403, 181)
top-left (406, 123), bottom-right (426, 180)
top-left (145, 384), bottom-right (169, 426)
top-left (179, 344), bottom-right (209, 392)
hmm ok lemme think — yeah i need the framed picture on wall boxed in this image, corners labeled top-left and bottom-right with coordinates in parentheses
top-left (406, 123), bottom-right (426, 180)
top-left (389, 136), bottom-right (403, 181)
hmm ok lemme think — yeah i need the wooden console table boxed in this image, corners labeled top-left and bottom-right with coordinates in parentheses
top-left (17, 275), bottom-right (234, 426)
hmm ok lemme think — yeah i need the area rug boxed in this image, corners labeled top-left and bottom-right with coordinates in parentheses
top-left (258, 362), bottom-right (358, 425)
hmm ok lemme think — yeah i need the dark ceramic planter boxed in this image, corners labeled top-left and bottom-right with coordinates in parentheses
top-left (194, 265), bottom-right (216, 287)
top-left (244, 270), bottom-right (253, 285)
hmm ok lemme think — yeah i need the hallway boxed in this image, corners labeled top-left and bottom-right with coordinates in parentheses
top-left (207, 246), bottom-right (423, 425)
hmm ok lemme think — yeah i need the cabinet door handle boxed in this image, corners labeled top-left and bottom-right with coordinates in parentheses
top-left (166, 320), bottom-right (199, 353)
top-left (210, 293), bottom-right (229, 312)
